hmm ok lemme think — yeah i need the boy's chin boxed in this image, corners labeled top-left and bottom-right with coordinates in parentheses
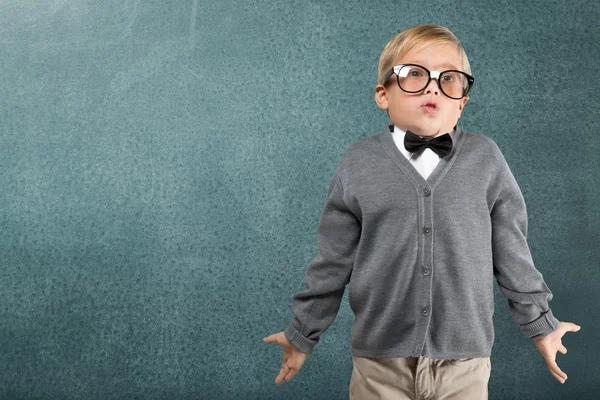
top-left (410, 122), bottom-right (454, 137)
top-left (409, 126), bottom-right (443, 137)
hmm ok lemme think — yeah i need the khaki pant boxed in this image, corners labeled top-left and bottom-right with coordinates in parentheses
top-left (349, 355), bottom-right (491, 400)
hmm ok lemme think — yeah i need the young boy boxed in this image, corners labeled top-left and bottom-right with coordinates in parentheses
top-left (263, 24), bottom-right (581, 399)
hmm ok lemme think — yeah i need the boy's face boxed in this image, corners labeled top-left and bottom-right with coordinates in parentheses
top-left (375, 43), bottom-right (469, 138)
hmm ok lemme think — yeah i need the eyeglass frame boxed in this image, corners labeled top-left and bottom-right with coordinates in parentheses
top-left (382, 63), bottom-right (475, 100)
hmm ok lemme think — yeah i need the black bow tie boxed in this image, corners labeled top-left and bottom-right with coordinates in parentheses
top-left (403, 129), bottom-right (453, 158)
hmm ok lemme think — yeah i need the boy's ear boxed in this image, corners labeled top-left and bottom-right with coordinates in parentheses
top-left (374, 85), bottom-right (389, 110)
top-left (459, 95), bottom-right (469, 111)
top-left (457, 95), bottom-right (469, 115)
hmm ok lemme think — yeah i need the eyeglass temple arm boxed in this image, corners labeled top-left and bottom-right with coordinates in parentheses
top-left (382, 67), bottom-right (396, 85)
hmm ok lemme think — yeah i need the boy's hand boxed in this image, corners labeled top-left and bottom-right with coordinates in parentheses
top-left (263, 331), bottom-right (308, 385)
top-left (533, 321), bottom-right (581, 384)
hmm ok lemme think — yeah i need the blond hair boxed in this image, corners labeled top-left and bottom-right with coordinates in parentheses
top-left (377, 24), bottom-right (472, 87)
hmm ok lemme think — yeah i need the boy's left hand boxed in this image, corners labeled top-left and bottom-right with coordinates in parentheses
top-left (533, 321), bottom-right (581, 384)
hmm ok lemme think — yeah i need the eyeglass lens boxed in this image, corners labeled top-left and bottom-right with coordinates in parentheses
top-left (397, 65), bottom-right (469, 99)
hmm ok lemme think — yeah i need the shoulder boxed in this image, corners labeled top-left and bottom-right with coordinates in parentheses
top-left (461, 130), bottom-right (509, 168)
top-left (340, 128), bottom-right (389, 163)
top-left (333, 131), bottom-right (385, 182)
top-left (463, 130), bottom-right (501, 154)
top-left (346, 132), bottom-right (382, 156)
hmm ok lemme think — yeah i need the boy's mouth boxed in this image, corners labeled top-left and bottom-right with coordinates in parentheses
top-left (421, 100), bottom-right (439, 113)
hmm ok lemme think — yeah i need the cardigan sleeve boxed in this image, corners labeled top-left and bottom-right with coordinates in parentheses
top-left (284, 170), bottom-right (361, 353)
top-left (490, 160), bottom-right (560, 339)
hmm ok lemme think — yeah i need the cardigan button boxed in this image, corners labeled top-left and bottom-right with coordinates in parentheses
top-left (423, 227), bottom-right (431, 235)
top-left (423, 187), bottom-right (431, 196)
top-left (423, 266), bottom-right (430, 275)
top-left (422, 306), bottom-right (429, 316)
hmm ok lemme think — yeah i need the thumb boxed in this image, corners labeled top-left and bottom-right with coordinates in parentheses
top-left (263, 333), bottom-right (283, 344)
top-left (263, 335), bottom-right (276, 344)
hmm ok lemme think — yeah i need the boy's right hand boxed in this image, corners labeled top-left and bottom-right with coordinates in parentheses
top-left (263, 331), bottom-right (308, 385)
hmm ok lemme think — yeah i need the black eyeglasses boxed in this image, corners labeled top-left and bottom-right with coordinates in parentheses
top-left (382, 63), bottom-right (474, 100)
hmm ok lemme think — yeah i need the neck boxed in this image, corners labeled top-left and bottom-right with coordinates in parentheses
top-left (394, 124), bottom-right (455, 138)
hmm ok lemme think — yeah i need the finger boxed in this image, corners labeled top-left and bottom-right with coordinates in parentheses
top-left (284, 366), bottom-right (298, 382)
top-left (276, 365), bottom-right (291, 385)
top-left (548, 360), bottom-right (567, 381)
top-left (563, 322), bottom-right (581, 333)
top-left (559, 344), bottom-right (567, 354)
top-left (263, 335), bottom-right (275, 344)
top-left (549, 368), bottom-right (567, 384)
top-left (264, 334), bottom-right (284, 346)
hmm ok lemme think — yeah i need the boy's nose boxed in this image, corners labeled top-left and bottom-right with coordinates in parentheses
top-left (424, 77), bottom-right (440, 94)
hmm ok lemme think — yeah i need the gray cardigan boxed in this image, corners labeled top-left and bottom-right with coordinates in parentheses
top-left (284, 124), bottom-right (560, 359)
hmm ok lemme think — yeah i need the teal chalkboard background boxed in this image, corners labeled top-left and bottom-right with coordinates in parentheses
top-left (1, 1), bottom-right (598, 399)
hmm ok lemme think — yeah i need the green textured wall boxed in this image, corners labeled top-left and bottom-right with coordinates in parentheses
top-left (1, 1), bottom-right (598, 399)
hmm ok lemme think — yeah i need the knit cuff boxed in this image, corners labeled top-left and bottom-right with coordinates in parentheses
top-left (284, 324), bottom-right (317, 354)
top-left (521, 309), bottom-right (560, 339)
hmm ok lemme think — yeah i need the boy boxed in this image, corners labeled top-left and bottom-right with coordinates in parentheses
top-left (263, 24), bottom-right (581, 399)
